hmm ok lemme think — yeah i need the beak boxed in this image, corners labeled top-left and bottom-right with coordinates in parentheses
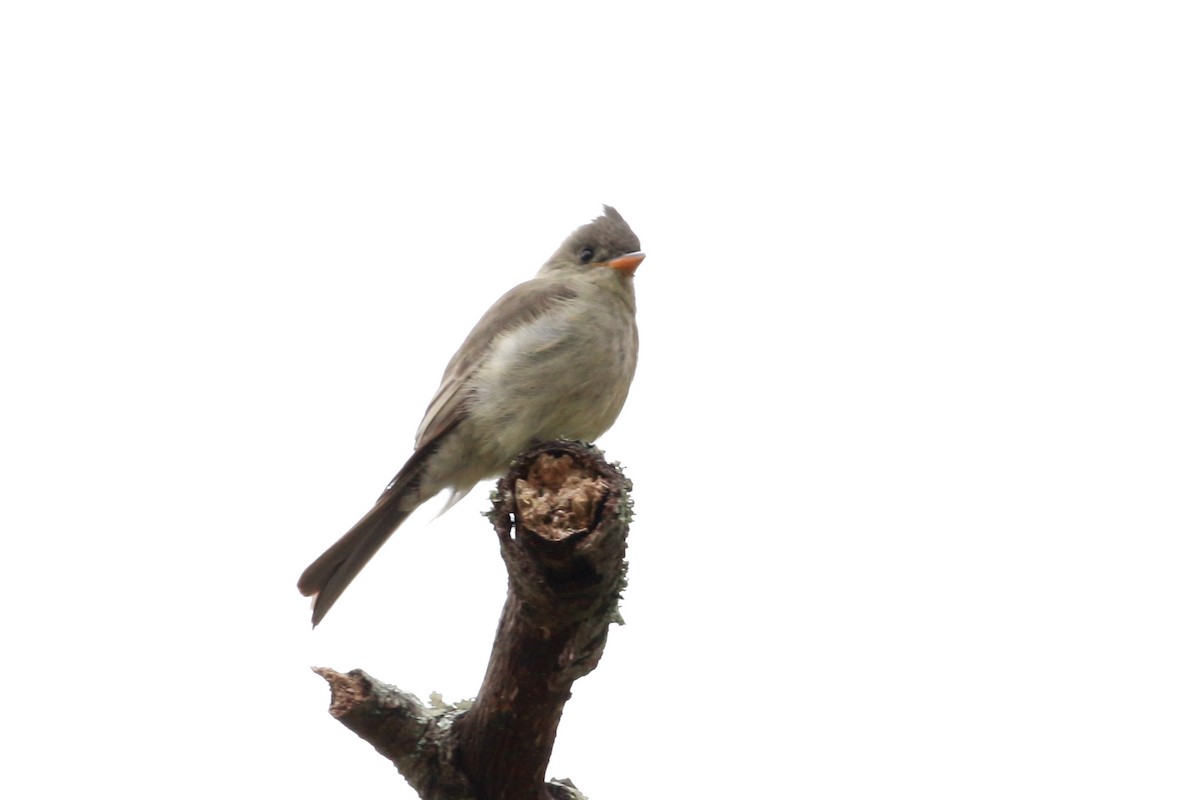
top-left (607, 251), bottom-right (645, 273)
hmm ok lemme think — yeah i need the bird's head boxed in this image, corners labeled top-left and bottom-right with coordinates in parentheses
top-left (540, 205), bottom-right (644, 277)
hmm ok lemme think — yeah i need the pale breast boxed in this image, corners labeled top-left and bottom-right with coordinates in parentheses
top-left (466, 284), bottom-right (638, 459)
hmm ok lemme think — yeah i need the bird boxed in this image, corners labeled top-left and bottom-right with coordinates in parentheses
top-left (298, 205), bottom-right (644, 625)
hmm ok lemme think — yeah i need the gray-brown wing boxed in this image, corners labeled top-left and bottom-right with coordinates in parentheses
top-left (413, 276), bottom-right (580, 449)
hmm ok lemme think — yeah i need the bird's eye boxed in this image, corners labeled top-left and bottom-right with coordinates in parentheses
top-left (579, 248), bottom-right (595, 264)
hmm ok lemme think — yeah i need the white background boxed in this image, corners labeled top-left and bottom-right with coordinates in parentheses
top-left (2, 2), bottom-right (1197, 797)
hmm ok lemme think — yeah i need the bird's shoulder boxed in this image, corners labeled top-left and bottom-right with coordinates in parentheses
top-left (451, 276), bottom-right (584, 371)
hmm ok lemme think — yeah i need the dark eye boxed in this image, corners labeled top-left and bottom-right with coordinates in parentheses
top-left (578, 247), bottom-right (595, 264)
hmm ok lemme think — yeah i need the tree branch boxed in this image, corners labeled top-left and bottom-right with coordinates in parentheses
top-left (312, 440), bottom-right (632, 800)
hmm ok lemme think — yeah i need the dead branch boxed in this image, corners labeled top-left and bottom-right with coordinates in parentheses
top-left (313, 440), bottom-right (632, 800)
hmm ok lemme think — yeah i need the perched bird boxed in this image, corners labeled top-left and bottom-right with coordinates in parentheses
top-left (298, 206), bottom-right (644, 625)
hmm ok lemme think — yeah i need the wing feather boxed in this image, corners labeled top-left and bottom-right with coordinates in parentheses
top-left (412, 277), bottom-right (580, 449)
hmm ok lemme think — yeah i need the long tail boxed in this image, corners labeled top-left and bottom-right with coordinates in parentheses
top-left (297, 492), bottom-right (412, 626)
top-left (298, 436), bottom-right (444, 626)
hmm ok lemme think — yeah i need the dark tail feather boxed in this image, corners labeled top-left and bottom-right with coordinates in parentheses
top-left (298, 422), bottom-right (460, 626)
top-left (297, 492), bottom-right (413, 626)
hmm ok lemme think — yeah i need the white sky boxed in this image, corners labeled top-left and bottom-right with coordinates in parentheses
top-left (2, 2), bottom-right (1197, 798)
